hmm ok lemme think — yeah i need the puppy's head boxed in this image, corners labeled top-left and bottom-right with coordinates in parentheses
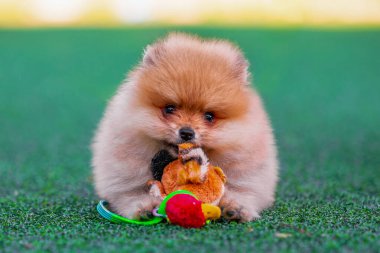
top-left (129, 33), bottom-right (252, 152)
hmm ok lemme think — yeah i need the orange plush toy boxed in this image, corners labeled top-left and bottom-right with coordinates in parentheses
top-left (148, 143), bottom-right (227, 205)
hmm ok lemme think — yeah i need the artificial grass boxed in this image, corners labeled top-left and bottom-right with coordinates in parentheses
top-left (0, 27), bottom-right (379, 252)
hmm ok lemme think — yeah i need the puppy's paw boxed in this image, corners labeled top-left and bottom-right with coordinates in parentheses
top-left (137, 209), bottom-right (154, 220)
top-left (134, 199), bottom-right (160, 220)
top-left (181, 148), bottom-right (209, 166)
top-left (219, 199), bottom-right (259, 222)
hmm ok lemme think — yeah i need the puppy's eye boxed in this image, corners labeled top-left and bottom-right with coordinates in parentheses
top-left (204, 112), bottom-right (215, 123)
top-left (163, 104), bottom-right (176, 115)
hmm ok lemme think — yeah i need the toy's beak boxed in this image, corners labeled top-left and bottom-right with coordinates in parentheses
top-left (201, 204), bottom-right (221, 220)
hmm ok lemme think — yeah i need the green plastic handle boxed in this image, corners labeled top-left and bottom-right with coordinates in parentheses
top-left (97, 200), bottom-right (163, 225)
top-left (97, 190), bottom-right (196, 225)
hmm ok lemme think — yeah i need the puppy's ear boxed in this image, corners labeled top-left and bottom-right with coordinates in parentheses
top-left (142, 43), bottom-right (165, 66)
top-left (233, 53), bottom-right (250, 85)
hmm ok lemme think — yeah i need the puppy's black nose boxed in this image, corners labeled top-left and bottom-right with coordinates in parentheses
top-left (179, 127), bottom-right (195, 141)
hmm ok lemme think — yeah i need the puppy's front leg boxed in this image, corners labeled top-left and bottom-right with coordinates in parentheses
top-left (219, 187), bottom-right (261, 222)
top-left (110, 190), bottom-right (161, 220)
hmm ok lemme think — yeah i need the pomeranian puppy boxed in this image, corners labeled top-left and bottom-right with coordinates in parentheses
top-left (92, 33), bottom-right (278, 222)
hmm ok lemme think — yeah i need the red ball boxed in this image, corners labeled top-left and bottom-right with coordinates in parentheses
top-left (165, 194), bottom-right (206, 228)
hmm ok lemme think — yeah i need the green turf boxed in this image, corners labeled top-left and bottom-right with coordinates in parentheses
top-left (0, 27), bottom-right (379, 252)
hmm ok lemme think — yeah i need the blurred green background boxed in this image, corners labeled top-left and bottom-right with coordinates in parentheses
top-left (0, 1), bottom-right (380, 252)
top-left (1, 27), bottom-right (379, 252)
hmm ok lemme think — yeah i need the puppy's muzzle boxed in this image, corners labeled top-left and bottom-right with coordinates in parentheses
top-left (179, 127), bottom-right (195, 141)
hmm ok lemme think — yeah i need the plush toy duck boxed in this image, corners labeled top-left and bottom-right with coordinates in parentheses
top-left (147, 143), bottom-right (226, 205)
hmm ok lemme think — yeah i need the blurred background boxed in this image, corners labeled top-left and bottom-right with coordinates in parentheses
top-left (1, 0), bottom-right (380, 27)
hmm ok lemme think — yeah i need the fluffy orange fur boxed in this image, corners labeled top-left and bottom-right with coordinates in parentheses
top-left (92, 33), bottom-right (278, 222)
